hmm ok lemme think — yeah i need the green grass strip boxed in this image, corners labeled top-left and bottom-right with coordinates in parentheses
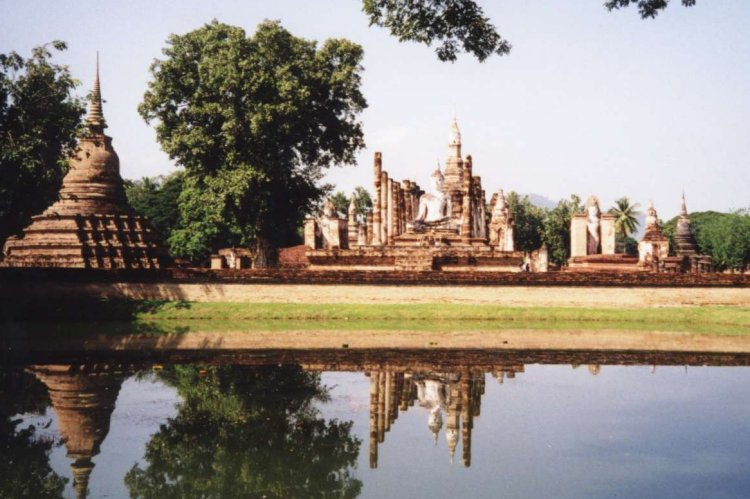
top-left (6, 300), bottom-right (750, 336)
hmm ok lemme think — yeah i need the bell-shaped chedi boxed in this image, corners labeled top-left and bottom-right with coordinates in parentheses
top-left (27, 364), bottom-right (126, 499)
top-left (1, 59), bottom-right (167, 268)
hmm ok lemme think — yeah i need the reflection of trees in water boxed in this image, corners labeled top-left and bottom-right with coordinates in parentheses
top-left (126, 364), bottom-right (362, 499)
top-left (0, 369), bottom-right (67, 499)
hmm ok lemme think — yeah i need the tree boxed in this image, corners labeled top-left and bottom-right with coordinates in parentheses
top-left (363, 0), bottom-right (511, 62)
top-left (351, 186), bottom-right (373, 221)
top-left (505, 191), bottom-right (545, 252)
top-left (125, 365), bottom-right (362, 498)
top-left (605, 0), bottom-right (697, 19)
top-left (542, 195), bottom-right (583, 266)
top-left (329, 191), bottom-right (351, 217)
top-left (124, 171), bottom-right (185, 252)
top-left (0, 369), bottom-right (67, 499)
top-left (363, 1), bottom-right (697, 62)
top-left (140, 21), bottom-right (367, 266)
top-left (0, 42), bottom-right (85, 247)
top-left (329, 186), bottom-right (372, 220)
top-left (609, 197), bottom-right (641, 240)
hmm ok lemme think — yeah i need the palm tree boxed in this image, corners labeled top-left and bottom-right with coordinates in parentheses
top-left (609, 197), bottom-right (641, 240)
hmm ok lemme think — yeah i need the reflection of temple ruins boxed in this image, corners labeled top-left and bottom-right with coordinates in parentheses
top-left (1, 60), bottom-right (167, 269)
top-left (366, 365), bottom-right (522, 468)
top-left (27, 364), bottom-right (126, 499)
top-left (306, 120), bottom-right (546, 271)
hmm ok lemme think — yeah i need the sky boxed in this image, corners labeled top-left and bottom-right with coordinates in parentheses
top-left (2, 0), bottom-right (749, 219)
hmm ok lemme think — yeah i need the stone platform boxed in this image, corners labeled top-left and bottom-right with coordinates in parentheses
top-left (307, 245), bottom-right (524, 272)
top-left (2, 213), bottom-right (164, 269)
top-left (567, 254), bottom-right (642, 273)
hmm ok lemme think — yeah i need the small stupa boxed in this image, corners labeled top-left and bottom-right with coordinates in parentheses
top-left (1, 57), bottom-right (167, 268)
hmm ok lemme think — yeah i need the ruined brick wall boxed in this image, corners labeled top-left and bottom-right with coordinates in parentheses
top-left (1, 267), bottom-right (748, 287)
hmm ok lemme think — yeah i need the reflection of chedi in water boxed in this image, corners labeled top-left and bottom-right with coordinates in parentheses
top-left (367, 367), bottom-right (521, 468)
top-left (27, 365), bottom-right (126, 499)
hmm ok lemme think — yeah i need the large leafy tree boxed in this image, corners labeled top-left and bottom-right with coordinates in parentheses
top-left (542, 194), bottom-right (583, 266)
top-left (505, 191), bottom-right (545, 252)
top-left (0, 42), bottom-right (85, 247)
top-left (364, 0), bottom-right (698, 62)
top-left (125, 365), bottom-right (362, 498)
top-left (139, 21), bottom-right (367, 265)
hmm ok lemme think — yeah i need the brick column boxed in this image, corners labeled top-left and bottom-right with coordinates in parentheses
top-left (372, 153), bottom-right (382, 246)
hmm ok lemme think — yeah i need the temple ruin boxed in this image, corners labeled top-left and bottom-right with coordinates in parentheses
top-left (1, 59), bottom-right (167, 269)
top-left (567, 195), bottom-right (634, 271)
top-left (305, 119), bottom-right (541, 271)
top-left (661, 194), bottom-right (712, 272)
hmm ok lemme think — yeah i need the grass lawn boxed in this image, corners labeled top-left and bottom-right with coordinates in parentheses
top-left (6, 300), bottom-right (747, 336)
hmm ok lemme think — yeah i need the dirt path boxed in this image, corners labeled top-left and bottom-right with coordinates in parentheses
top-left (94, 283), bottom-right (750, 307)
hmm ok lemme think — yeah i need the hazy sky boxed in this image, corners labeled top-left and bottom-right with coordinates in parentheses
top-left (2, 1), bottom-right (749, 218)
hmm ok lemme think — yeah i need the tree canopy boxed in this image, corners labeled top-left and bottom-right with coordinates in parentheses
top-left (364, 0), bottom-right (698, 62)
top-left (330, 186), bottom-right (373, 220)
top-left (125, 365), bottom-right (362, 498)
top-left (505, 191), bottom-right (545, 253)
top-left (0, 369), bottom-right (66, 499)
top-left (0, 42), bottom-right (84, 247)
top-left (604, 0), bottom-right (697, 19)
top-left (139, 20), bottom-right (367, 265)
top-left (542, 195), bottom-right (584, 266)
top-left (124, 171), bottom-right (185, 250)
top-left (363, 0), bottom-right (511, 62)
top-left (663, 210), bottom-right (750, 271)
top-left (609, 197), bottom-right (641, 239)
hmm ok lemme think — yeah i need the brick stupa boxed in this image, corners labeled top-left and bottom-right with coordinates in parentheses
top-left (1, 60), bottom-right (167, 268)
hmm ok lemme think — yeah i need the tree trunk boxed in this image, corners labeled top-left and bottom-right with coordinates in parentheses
top-left (252, 235), bottom-right (277, 269)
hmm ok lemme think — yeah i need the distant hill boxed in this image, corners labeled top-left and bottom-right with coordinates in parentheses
top-left (521, 193), bottom-right (557, 210)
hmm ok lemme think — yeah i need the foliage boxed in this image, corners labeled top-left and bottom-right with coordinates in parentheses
top-left (542, 195), bottom-right (583, 266)
top-left (0, 369), bottom-right (67, 499)
top-left (663, 210), bottom-right (750, 271)
top-left (362, 0), bottom-right (511, 62)
top-left (124, 171), bottom-right (185, 246)
top-left (125, 365), bottom-right (362, 499)
top-left (604, 0), bottom-right (696, 19)
top-left (0, 41), bottom-right (85, 247)
top-left (330, 191), bottom-right (350, 217)
top-left (139, 20), bottom-right (367, 265)
top-left (609, 197), bottom-right (641, 240)
top-left (329, 186), bottom-right (373, 220)
top-left (505, 191), bottom-right (545, 252)
top-left (615, 233), bottom-right (638, 256)
top-left (363, 1), bottom-right (697, 62)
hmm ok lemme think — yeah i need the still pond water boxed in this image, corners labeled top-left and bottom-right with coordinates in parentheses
top-left (2, 351), bottom-right (750, 499)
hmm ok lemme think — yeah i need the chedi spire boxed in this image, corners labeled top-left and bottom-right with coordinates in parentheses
top-left (85, 53), bottom-right (106, 134)
top-left (675, 192), bottom-right (699, 256)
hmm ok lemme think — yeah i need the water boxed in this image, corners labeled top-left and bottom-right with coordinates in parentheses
top-left (2, 352), bottom-right (750, 499)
